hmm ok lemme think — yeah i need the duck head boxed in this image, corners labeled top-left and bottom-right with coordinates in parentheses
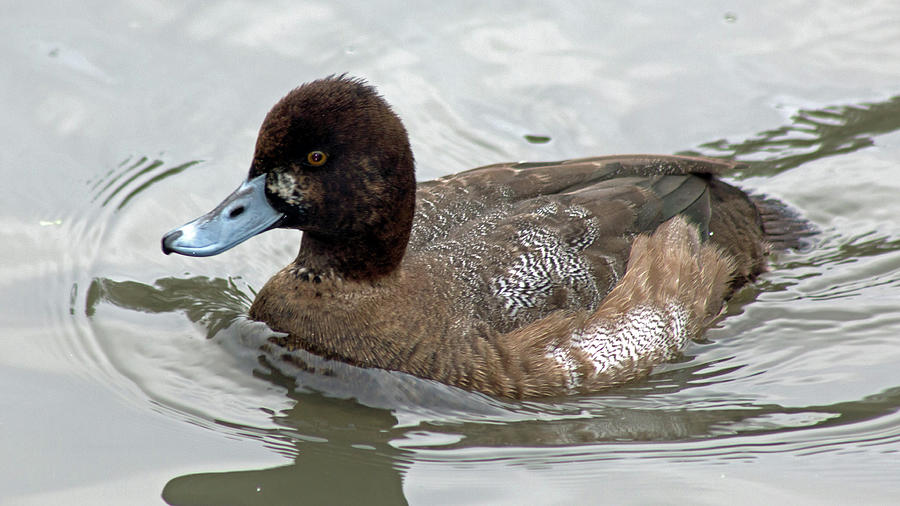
top-left (162, 76), bottom-right (416, 280)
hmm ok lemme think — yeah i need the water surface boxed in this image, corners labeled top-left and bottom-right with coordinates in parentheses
top-left (3, 1), bottom-right (900, 504)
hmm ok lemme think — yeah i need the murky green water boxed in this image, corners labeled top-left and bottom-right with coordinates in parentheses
top-left (3, 1), bottom-right (900, 504)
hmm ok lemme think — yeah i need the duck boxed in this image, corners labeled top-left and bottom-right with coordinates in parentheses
top-left (162, 75), bottom-right (804, 399)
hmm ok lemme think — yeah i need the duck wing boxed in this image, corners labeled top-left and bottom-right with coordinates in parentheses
top-left (410, 155), bottom-right (753, 330)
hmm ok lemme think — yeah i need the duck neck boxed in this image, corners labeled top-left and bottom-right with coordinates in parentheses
top-left (294, 197), bottom-right (415, 282)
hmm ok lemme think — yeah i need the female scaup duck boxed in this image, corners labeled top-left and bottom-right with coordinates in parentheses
top-left (162, 76), bottom-right (803, 398)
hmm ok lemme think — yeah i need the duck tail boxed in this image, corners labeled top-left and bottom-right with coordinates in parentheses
top-left (749, 194), bottom-right (817, 252)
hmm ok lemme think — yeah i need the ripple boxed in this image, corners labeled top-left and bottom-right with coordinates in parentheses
top-left (90, 155), bottom-right (201, 210)
top-left (64, 90), bottom-right (900, 505)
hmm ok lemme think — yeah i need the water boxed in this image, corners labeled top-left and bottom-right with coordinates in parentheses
top-left (3, 1), bottom-right (900, 504)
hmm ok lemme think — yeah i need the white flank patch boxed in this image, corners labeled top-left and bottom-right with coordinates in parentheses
top-left (552, 303), bottom-right (690, 392)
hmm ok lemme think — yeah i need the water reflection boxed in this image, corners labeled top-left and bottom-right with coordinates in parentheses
top-left (163, 398), bottom-right (409, 506)
top-left (799, 232), bottom-right (900, 268)
top-left (85, 276), bottom-right (251, 338)
top-left (681, 94), bottom-right (900, 177)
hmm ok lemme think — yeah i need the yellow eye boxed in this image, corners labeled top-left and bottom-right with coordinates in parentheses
top-left (307, 150), bottom-right (327, 166)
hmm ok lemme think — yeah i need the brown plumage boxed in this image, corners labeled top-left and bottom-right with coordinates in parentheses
top-left (162, 76), bottom-right (807, 399)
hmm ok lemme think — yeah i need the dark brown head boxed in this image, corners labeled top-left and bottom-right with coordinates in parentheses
top-left (162, 76), bottom-right (416, 280)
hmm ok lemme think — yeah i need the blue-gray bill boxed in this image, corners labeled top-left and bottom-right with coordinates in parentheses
top-left (161, 174), bottom-right (284, 257)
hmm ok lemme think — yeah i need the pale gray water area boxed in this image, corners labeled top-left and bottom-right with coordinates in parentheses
top-left (3, 1), bottom-right (900, 504)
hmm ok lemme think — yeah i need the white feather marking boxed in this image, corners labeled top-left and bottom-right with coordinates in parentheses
top-left (552, 303), bottom-right (690, 392)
